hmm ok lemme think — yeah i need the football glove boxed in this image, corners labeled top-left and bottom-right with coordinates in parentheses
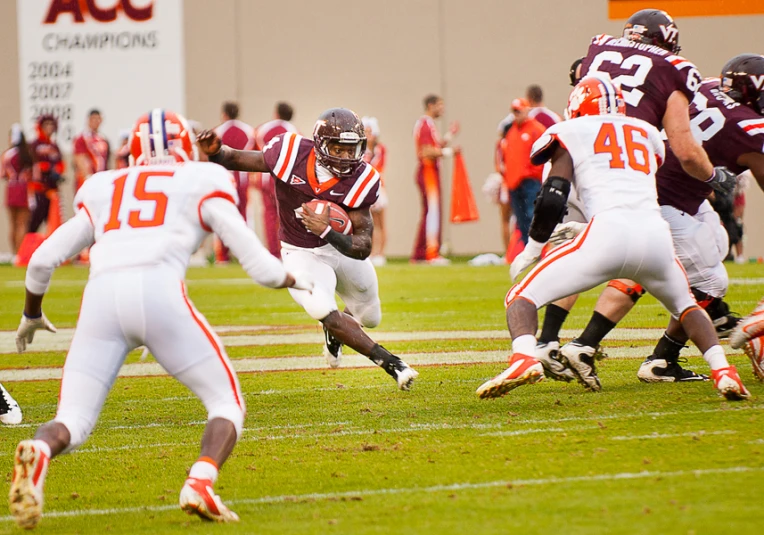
top-left (549, 221), bottom-right (587, 247)
top-left (15, 313), bottom-right (57, 353)
top-left (706, 166), bottom-right (737, 196)
top-left (510, 239), bottom-right (545, 281)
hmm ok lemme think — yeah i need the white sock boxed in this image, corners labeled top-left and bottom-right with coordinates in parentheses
top-left (703, 345), bottom-right (729, 371)
top-left (32, 440), bottom-right (51, 460)
top-left (189, 459), bottom-right (218, 484)
top-left (512, 334), bottom-right (537, 357)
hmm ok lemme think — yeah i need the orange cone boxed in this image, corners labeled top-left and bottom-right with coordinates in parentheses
top-left (14, 233), bottom-right (45, 267)
top-left (450, 152), bottom-right (479, 223)
top-left (45, 190), bottom-right (63, 237)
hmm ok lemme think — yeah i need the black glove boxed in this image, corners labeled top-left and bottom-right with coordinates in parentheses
top-left (706, 166), bottom-right (736, 196)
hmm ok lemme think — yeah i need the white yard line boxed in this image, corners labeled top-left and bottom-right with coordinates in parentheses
top-left (0, 466), bottom-right (759, 523)
top-left (0, 345), bottom-right (708, 382)
top-left (0, 327), bottom-right (670, 354)
top-left (609, 430), bottom-right (737, 441)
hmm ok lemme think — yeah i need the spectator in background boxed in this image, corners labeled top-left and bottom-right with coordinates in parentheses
top-left (215, 101), bottom-right (256, 263)
top-left (254, 102), bottom-right (298, 258)
top-left (362, 116), bottom-right (388, 266)
top-left (114, 129), bottom-right (131, 169)
top-left (412, 94), bottom-right (459, 265)
top-left (1, 124), bottom-right (33, 256)
top-left (501, 98), bottom-right (545, 244)
top-left (526, 84), bottom-right (562, 128)
top-left (28, 115), bottom-right (64, 234)
top-left (72, 109), bottom-right (110, 191)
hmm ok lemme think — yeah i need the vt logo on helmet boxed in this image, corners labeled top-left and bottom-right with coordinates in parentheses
top-left (313, 108), bottom-right (367, 177)
top-left (623, 9), bottom-right (681, 54)
top-left (129, 109), bottom-right (198, 166)
top-left (721, 53), bottom-right (764, 116)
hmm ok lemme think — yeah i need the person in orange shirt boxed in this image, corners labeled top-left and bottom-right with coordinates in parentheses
top-left (502, 98), bottom-right (546, 244)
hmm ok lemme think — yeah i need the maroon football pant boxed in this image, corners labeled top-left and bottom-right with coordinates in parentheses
top-left (411, 164), bottom-right (442, 261)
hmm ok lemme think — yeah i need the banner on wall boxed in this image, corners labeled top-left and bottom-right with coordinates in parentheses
top-left (609, 0), bottom-right (764, 19)
top-left (16, 0), bottom-right (185, 153)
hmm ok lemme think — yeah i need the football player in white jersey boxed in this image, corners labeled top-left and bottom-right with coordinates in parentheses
top-left (476, 76), bottom-right (749, 402)
top-left (9, 109), bottom-right (320, 528)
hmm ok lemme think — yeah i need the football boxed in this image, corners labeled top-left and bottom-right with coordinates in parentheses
top-left (303, 200), bottom-right (353, 235)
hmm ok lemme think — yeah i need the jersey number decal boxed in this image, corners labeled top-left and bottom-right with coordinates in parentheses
top-left (593, 123), bottom-right (651, 174)
top-left (588, 52), bottom-right (653, 107)
top-left (104, 171), bottom-right (173, 232)
top-left (688, 90), bottom-right (725, 143)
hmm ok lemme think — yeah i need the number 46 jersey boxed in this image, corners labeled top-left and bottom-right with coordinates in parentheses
top-left (74, 162), bottom-right (239, 278)
top-left (532, 115), bottom-right (665, 218)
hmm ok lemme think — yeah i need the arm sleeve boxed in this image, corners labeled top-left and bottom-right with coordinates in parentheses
top-left (200, 196), bottom-right (288, 288)
top-left (26, 209), bottom-right (95, 295)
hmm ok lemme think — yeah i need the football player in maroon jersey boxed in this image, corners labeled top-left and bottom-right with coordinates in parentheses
top-left (198, 108), bottom-right (418, 391)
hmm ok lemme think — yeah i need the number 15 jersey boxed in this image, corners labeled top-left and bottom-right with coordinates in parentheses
top-left (531, 115), bottom-right (665, 217)
top-left (74, 162), bottom-right (239, 278)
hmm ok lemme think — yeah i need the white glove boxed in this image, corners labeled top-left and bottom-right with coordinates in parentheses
top-left (289, 270), bottom-right (315, 292)
top-left (510, 239), bottom-right (545, 281)
top-left (549, 221), bottom-right (587, 247)
top-left (16, 313), bottom-right (57, 353)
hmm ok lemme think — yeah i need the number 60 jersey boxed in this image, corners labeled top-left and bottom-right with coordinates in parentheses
top-left (532, 115), bottom-right (665, 218)
top-left (72, 162), bottom-right (241, 278)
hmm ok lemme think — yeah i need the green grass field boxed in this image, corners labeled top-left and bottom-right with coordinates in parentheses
top-left (1, 262), bottom-right (763, 534)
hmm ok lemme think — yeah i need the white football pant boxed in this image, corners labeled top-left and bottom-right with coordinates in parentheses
top-left (55, 266), bottom-right (245, 451)
top-left (507, 209), bottom-right (697, 318)
top-left (281, 242), bottom-right (381, 327)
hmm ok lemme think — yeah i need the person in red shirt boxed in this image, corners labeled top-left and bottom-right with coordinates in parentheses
top-left (502, 98), bottom-right (546, 244)
top-left (526, 85), bottom-right (562, 129)
top-left (114, 129), bottom-right (131, 170)
top-left (214, 101), bottom-right (256, 263)
top-left (412, 94), bottom-right (459, 264)
top-left (1, 125), bottom-right (34, 255)
top-left (362, 116), bottom-right (388, 266)
top-left (72, 109), bottom-right (110, 192)
top-left (254, 102), bottom-right (299, 258)
top-left (28, 115), bottom-right (64, 234)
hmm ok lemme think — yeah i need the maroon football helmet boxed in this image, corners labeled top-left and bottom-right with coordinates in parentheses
top-left (313, 108), bottom-right (367, 177)
top-left (721, 53), bottom-right (764, 116)
top-left (623, 9), bottom-right (681, 54)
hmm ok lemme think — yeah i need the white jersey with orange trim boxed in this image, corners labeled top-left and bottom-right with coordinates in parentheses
top-left (532, 114), bottom-right (665, 218)
top-left (26, 162), bottom-right (287, 293)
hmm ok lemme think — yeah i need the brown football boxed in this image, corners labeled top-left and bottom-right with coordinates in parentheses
top-left (304, 200), bottom-right (353, 235)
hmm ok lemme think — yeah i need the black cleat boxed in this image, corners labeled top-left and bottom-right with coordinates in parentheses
top-left (637, 357), bottom-right (709, 382)
top-left (713, 313), bottom-right (742, 339)
top-left (322, 324), bottom-right (343, 368)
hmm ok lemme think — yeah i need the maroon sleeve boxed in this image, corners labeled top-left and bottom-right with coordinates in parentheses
top-left (73, 135), bottom-right (87, 155)
top-left (665, 56), bottom-right (702, 103)
top-left (260, 134), bottom-right (285, 175)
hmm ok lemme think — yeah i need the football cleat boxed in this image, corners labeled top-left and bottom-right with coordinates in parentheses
top-left (391, 360), bottom-right (419, 391)
top-left (729, 299), bottom-right (764, 349)
top-left (535, 341), bottom-right (575, 382)
top-left (744, 336), bottom-right (764, 382)
top-left (179, 477), bottom-right (239, 523)
top-left (559, 342), bottom-right (601, 391)
top-left (711, 366), bottom-right (750, 401)
top-left (426, 256), bottom-right (452, 266)
top-left (0, 383), bottom-right (22, 425)
top-left (476, 354), bottom-right (544, 399)
top-left (323, 324), bottom-right (343, 368)
top-left (9, 440), bottom-right (49, 530)
top-left (713, 312), bottom-right (741, 339)
top-left (637, 357), bottom-right (709, 383)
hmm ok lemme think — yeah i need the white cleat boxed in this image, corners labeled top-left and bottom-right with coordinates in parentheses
top-left (711, 366), bottom-right (751, 401)
top-left (560, 342), bottom-right (601, 392)
top-left (476, 354), bottom-right (544, 399)
top-left (9, 440), bottom-right (49, 530)
top-left (729, 298), bottom-right (764, 349)
top-left (744, 336), bottom-right (764, 382)
top-left (0, 383), bottom-right (22, 425)
top-left (393, 361), bottom-right (419, 391)
top-left (322, 324), bottom-right (343, 369)
top-left (179, 477), bottom-right (239, 523)
top-left (535, 341), bottom-right (575, 382)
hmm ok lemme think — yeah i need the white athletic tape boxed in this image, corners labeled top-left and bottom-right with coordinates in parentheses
top-left (0, 466), bottom-right (759, 523)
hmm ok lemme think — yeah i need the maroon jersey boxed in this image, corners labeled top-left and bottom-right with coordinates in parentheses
top-left (581, 34), bottom-right (703, 128)
top-left (657, 79), bottom-right (764, 215)
top-left (30, 138), bottom-right (63, 191)
top-left (1, 148), bottom-right (32, 208)
top-left (262, 132), bottom-right (381, 248)
top-left (528, 107), bottom-right (561, 129)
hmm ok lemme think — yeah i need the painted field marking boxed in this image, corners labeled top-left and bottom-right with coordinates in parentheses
top-left (0, 327), bottom-right (670, 354)
top-left (0, 466), bottom-right (760, 523)
top-left (609, 430), bottom-right (737, 441)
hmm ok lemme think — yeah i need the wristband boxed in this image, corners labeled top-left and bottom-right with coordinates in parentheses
top-left (319, 226), bottom-right (332, 239)
top-left (23, 312), bottom-right (42, 320)
top-left (441, 147), bottom-right (454, 158)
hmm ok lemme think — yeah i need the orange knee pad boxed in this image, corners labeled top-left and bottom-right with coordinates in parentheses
top-left (607, 280), bottom-right (645, 303)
